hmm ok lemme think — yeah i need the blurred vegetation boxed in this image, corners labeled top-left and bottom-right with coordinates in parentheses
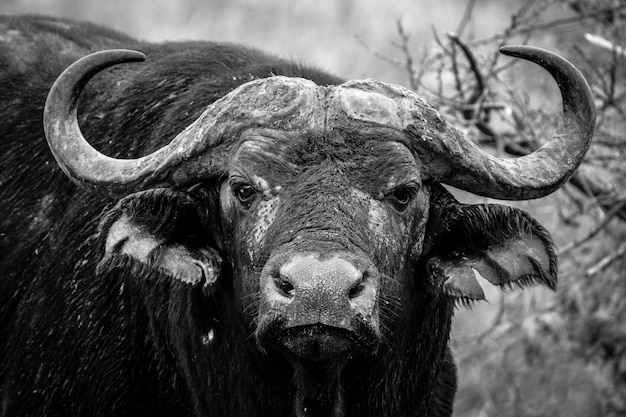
top-left (2, 0), bottom-right (626, 416)
top-left (0, 0), bottom-right (526, 83)
top-left (370, 0), bottom-right (626, 415)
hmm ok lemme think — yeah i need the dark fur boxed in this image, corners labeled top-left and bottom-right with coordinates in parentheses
top-left (0, 15), bottom-right (556, 417)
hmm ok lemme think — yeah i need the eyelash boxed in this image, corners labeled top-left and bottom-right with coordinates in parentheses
top-left (385, 185), bottom-right (419, 212)
top-left (229, 179), bottom-right (259, 209)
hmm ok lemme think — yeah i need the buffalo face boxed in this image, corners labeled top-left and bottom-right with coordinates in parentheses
top-left (217, 130), bottom-right (431, 364)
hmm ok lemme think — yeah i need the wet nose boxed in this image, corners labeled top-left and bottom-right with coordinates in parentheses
top-left (267, 253), bottom-right (378, 327)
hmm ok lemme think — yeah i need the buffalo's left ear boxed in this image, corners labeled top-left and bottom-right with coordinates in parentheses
top-left (96, 189), bottom-right (222, 291)
top-left (424, 187), bottom-right (557, 305)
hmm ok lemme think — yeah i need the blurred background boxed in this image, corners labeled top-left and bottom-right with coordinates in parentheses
top-left (2, 0), bottom-right (625, 416)
top-left (0, 0), bottom-right (567, 83)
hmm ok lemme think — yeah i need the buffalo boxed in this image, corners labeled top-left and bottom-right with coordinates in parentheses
top-left (0, 15), bottom-right (595, 417)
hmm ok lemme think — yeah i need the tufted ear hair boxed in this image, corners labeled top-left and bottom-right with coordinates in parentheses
top-left (423, 184), bottom-right (557, 307)
top-left (96, 188), bottom-right (222, 293)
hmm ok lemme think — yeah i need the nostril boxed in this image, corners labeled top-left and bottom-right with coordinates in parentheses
top-left (349, 270), bottom-right (372, 299)
top-left (273, 276), bottom-right (295, 298)
top-left (348, 280), bottom-right (366, 299)
top-left (348, 283), bottom-right (365, 299)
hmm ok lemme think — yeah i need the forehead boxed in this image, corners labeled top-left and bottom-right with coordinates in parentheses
top-left (230, 128), bottom-right (420, 188)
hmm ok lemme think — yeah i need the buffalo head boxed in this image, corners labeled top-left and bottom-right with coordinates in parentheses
top-left (42, 46), bottom-right (594, 416)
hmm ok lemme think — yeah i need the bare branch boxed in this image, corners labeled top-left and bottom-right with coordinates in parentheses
top-left (585, 241), bottom-right (626, 277)
top-left (354, 35), bottom-right (407, 67)
top-left (448, 37), bottom-right (465, 101)
top-left (446, 32), bottom-right (485, 105)
top-left (585, 33), bottom-right (626, 56)
top-left (568, 173), bottom-right (626, 222)
top-left (456, 294), bottom-right (508, 345)
top-left (471, 5), bottom-right (626, 46)
top-left (395, 19), bottom-right (419, 91)
top-left (455, 0), bottom-right (477, 38)
top-left (559, 200), bottom-right (626, 255)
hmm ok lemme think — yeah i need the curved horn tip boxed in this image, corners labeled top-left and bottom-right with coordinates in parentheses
top-left (111, 49), bottom-right (146, 59)
top-left (499, 45), bottom-right (524, 56)
top-left (423, 44), bottom-right (595, 200)
top-left (498, 45), bottom-right (567, 65)
top-left (499, 45), bottom-right (548, 59)
top-left (80, 49), bottom-right (147, 65)
top-left (43, 48), bottom-right (149, 197)
top-left (104, 49), bottom-right (146, 61)
top-left (45, 49), bottom-right (147, 109)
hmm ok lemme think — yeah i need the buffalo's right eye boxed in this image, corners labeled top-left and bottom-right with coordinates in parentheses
top-left (385, 185), bottom-right (419, 213)
top-left (233, 183), bottom-right (258, 209)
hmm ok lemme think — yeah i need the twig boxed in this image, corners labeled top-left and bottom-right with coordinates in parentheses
top-left (430, 24), bottom-right (451, 56)
top-left (585, 33), bottom-right (626, 57)
top-left (448, 37), bottom-right (465, 100)
top-left (455, 0), bottom-right (477, 38)
top-left (558, 184), bottom-right (586, 224)
top-left (568, 173), bottom-right (626, 222)
top-left (454, 293), bottom-right (507, 345)
top-left (560, 200), bottom-right (626, 255)
top-left (471, 5), bottom-right (626, 46)
top-left (572, 45), bottom-right (611, 102)
top-left (447, 32), bottom-right (485, 105)
top-left (413, 45), bottom-right (439, 94)
top-left (354, 36), bottom-right (407, 67)
top-left (584, 241), bottom-right (626, 277)
top-left (395, 19), bottom-right (419, 91)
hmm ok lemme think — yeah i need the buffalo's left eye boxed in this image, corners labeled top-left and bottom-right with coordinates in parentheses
top-left (386, 186), bottom-right (418, 212)
top-left (233, 183), bottom-right (258, 209)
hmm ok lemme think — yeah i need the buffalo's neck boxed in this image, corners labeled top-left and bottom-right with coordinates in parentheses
top-left (137, 278), bottom-right (456, 417)
top-left (196, 327), bottom-right (455, 417)
top-left (293, 358), bottom-right (347, 417)
top-left (227, 298), bottom-right (455, 417)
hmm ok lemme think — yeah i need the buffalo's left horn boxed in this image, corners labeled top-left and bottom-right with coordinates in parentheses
top-left (408, 45), bottom-right (595, 200)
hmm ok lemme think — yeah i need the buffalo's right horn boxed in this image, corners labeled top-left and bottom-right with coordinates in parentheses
top-left (43, 50), bottom-right (172, 196)
top-left (43, 50), bottom-right (222, 197)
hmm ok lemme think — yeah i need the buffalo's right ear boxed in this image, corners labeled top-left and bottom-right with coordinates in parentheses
top-left (423, 185), bottom-right (557, 306)
top-left (96, 189), bottom-right (222, 292)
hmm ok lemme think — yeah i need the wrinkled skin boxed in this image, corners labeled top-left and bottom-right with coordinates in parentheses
top-left (220, 129), bottom-right (432, 414)
top-left (1, 15), bottom-right (562, 417)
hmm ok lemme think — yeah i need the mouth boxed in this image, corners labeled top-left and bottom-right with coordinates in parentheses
top-left (279, 324), bottom-right (356, 361)
top-left (255, 319), bottom-right (380, 417)
top-left (257, 316), bottom-right (381, 363)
